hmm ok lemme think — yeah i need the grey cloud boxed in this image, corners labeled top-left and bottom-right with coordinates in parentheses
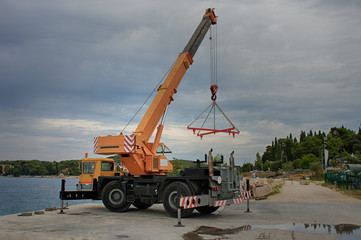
top-left (0, 0), bottom-right (360, 162)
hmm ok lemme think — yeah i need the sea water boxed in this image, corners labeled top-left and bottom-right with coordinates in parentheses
top-left (0, 177), bottom-right (99, 216)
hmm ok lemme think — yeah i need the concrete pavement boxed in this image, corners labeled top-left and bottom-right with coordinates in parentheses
top-left (1, 181), bottom-right (360, 240)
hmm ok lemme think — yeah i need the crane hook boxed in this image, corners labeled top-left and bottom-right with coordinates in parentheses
top-left (210, 84), bottom-right (218, 102)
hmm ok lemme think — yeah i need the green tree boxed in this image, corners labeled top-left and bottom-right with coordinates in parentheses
top-left (310, 161), bottom-right (323, 178)
top-left (241, 163), bottom-right (254, 173)
top-left (254, 152), bottom-right (263, 170)
top-left (293, 159), bottom-right (302, 169)
top-left (282, 162), bottom-right (294, 171)
top-left (300, 154), bottom-right (318, 169)
top-left (343, 152), bottom-right (360, 164)
top-left (326, 135), bottom-right (343, 159)
top-left (262, 145), bottom-right (274, 162)
top-left (170, 158), bottom-right (191, 176)
top-left (300, 131), bottom-right (306, 142)
top-left (263, 160), bottom-right (271, 171)
top-left (270, 160), bottom-right (282, 172)
top-left (10, 166), bottom-right (22, 177)
top-left (254, 159), bottom-right (263, 170)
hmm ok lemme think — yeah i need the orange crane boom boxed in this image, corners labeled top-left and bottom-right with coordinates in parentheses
top-left (94, 8), bottom-right (217, 175)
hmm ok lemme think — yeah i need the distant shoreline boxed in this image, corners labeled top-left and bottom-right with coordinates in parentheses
top-left (0, 175), bottom-right (79, 178)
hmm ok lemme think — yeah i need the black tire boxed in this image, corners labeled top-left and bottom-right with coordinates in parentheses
top-left (196, 206), bottom-right (219, 214)
top-left (163, 181), bottom-right (194, 218)
top-left (132, 200), bottom-right (153, 209)
top-left (101, 181), bottom-right (131, 212)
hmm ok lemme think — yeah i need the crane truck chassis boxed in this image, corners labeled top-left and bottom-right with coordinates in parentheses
top-left (60, 150), bottom-right (251, 217)
top-left (59, 9), bottom-right (250, 217)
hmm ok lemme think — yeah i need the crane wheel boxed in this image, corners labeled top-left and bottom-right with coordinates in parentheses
top-left (132, 200), bottom-right (153, 209)
top-left (196, 206), bottom-right (219, 214)
top-left (101, 181), bottom-right (131, 212)
top-left (163, 181), bottom-right (194, 218)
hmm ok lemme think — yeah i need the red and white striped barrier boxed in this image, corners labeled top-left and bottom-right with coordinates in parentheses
top-left (214, 200), bottom-right (227, 207)
top-left (180, 196), bottom-right (197, 209)
top-left (176, 190), bottom-right (251, 210)
top-left (240, 191), bottom-right (245, 200)
top-left (233, 198), bottom-right (243, 204)
top-left (244, 191), bottom-right (251, 199)
top-left (124, 135), bottom-right (134, 153)
top-left (239, 191), bottom-right (251, 200)
top-left (233, 191), bottom-right (251, 204)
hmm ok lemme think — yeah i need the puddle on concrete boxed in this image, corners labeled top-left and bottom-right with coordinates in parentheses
top-left (254, 223), bottom-right (361, 240)
top-left (183, 223), bottom-right (361, 240)
top-left (183, 225), bottom-right (251, 240)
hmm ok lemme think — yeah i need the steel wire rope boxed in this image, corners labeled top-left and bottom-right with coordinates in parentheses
top-left (120, 59), bottom-right (176, 134)
top-left (197, 103), bottom-right (216, 136)
top-left (214, 102), bottom-right (240, 132)
top-left (209, 24), bottom-right (218, 87)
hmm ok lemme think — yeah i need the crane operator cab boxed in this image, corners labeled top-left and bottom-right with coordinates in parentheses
top-left (76, 158), bottom-right (126, 191)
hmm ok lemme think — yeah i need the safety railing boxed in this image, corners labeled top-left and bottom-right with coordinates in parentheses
top-left (325, 172), bottom-right (361, 190)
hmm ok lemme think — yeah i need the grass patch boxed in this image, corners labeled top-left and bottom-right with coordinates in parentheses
top-left (322, 182), bottom-right (361, 200)
top-left (270, 185), bottom-right (281, 196)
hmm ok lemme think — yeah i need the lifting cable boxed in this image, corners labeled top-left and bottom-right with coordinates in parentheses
top-left (187, 24), bottom-right (240, 139)
top-left (120, 60), bottom-right (176, 134)
top-left (210, 24), bottom-right (217, 99)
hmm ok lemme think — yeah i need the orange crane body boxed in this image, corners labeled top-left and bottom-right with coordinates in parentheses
top-left (94, 9), bottom-right (216, 176)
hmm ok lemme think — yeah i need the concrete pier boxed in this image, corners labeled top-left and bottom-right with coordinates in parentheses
top-left (1, 181), bottom-right (360, 240)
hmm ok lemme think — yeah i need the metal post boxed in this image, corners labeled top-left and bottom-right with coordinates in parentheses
top-left (174, 182), bottom-right (184, 227)
top-left (245, 179), bottom-right (250, 213)
top-left (228, 151), bottom-right (235, 190)
top-left (208, 148), bottom-right (214, 177)
top-left (58, 179), bottom-right (66, 214)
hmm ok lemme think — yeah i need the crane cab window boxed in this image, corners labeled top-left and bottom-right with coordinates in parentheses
top-left (156, 144), bottom-right (172, 154)
top-left (83, 162), bottom-right (95, 174)
top-left (101, 162), bottom-right (114, 171)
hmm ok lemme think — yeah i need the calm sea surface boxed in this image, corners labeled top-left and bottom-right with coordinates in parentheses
top-left (0, 177), bottom-right (99, 216)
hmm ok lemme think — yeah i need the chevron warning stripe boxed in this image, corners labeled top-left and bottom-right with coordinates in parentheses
top-left (124, 135), bottom-right (134, 153)
top-left (244, 191), bottom-right (251, 199)
top-left (233, 197), bottom-right (243, 204)
top-left (180, 196), bottom-right (197, 209)
top-left (93, 137), bottom-right (98, 154)
top-left (240, 191), bottom-right (245, 200)
top-left (214, 200), bottom-right (227, 207)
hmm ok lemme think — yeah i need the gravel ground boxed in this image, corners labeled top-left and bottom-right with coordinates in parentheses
top-left (0, 180), bottom-right (360, 240)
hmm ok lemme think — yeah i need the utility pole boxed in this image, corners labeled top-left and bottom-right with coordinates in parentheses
top-left (323, 137), bottom-right (328, 173)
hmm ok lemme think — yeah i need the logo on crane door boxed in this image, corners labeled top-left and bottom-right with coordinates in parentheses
top-left (124, 135), bottom-right (134, 153)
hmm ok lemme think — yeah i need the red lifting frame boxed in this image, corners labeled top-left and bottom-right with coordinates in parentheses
top-left (187, 100), bottom-right (240, 139)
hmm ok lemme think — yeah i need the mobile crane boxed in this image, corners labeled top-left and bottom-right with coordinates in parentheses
top-left (60, 8), bottom-right (250, 217)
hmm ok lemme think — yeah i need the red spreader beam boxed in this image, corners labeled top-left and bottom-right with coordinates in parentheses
top-left (187, 126), bottom-right (239, 139)
top-left (187, 100), bottom-right (240, 139)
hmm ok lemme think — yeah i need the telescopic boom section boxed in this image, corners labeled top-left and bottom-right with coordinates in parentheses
top-left (135, 8), bottom-right (216, 142)
top-left (94, 8), bottom-right (217, 176)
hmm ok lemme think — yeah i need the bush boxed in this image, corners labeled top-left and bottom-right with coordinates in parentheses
top-left (263, 160), bottom-right (271, 171)
top-left (300, 154), bottom-right (318, 169)
top-left (282, 162), bottom-right (294, 171)
top-left (293, 159), bottom-right (302, 169)
top-left (270, 160), bottom-right (282, 172)
top-left (310, 161), bottom-right (323, 178)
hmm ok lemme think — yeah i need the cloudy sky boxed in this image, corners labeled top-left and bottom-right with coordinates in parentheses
top-left (1, 0), bottom-right (360, 165)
